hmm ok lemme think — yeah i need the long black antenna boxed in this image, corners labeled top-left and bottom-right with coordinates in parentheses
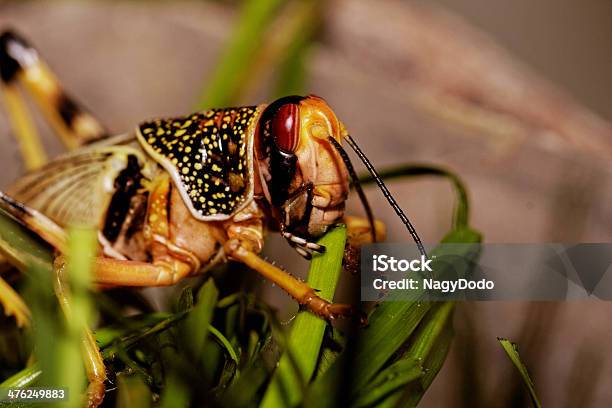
top-left (328, 137), bottom-right (377, 243)
top-left (344, 134), bottom-right (427, 258)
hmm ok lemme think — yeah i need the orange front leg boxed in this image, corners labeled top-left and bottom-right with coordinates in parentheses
top-left (224, 239), bottom-right (352, 320)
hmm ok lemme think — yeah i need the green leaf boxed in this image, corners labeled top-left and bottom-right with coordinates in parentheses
top-left (260, 225), bottom-right (347, 408)
top-left (498, 338), bottom-right (542, 408)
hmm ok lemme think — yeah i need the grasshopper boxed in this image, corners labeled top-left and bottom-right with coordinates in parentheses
top-left (0, 29), bottom-right (426, 406)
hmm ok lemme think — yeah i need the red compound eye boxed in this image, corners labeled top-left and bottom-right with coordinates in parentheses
top-left (271, 103), bottom-right (299, 153)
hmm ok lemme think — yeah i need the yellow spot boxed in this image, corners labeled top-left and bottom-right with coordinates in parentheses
top-left (182, 167), bottom-right (189, 174)
top-left (156, 128), bottom-right (165, 136)
top-left (195, 163), bottom-right (202, 170)
top-left (185, 146), bottom-right (192, 153)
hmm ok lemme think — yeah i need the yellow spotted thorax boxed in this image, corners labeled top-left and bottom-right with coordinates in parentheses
top-left (136, 106), bottom-right (261, 220)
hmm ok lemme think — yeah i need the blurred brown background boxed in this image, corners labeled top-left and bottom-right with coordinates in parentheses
top-left (1, 1), bottom-right (611, 406)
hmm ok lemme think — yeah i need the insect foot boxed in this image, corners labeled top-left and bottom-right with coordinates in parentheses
top-left (222, 238), bottom-right (366, 322)
top-left (86, 380), bottom-right (105, 408)
top-left (303, 294), bottom-right (367, 325)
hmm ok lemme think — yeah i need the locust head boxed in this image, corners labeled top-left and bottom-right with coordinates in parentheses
top-left (255, 95), bottom-right (426, 259)
top-left (255, 95), bottom-right (350, 252)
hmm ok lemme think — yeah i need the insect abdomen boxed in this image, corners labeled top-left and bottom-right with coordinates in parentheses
top-left (102, 154), bottom-right (144, 242)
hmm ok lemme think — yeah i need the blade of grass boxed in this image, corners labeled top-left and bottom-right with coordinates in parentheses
top-left (159, 374), bottom-right (189, 408)
top-left (0, 209), bottom-right (53, 268)
top-left (184, 278), bottom-right (218, 357)
top-left (58, 228), bottom-right (97, 408)
top-left (117, 373), bottom-right (152, 408)
top-left (305, 300), bottom-right (431, 408)
top-left (385, 323), bottom-right (454, 408)
top-left (352, 358), bottom-right (424, 408)
top-left (323, 233), bottom-right (477, 396)
top-left (405, 302), bottom-right (455, 377)
top-left (220, 297), bottom-right (293, 407)
top-left (197, 0), bottom-right (285, 108)
top-left (0, 365), bottom-right (41, 388)
top-left (359, 164), bottom-right (470, 229)
top-left (272, 0), bottom-right (321, 98)
top-left (383, 302), bottom-right (455, 407)
top-left (307, 206), bottom-right (480, 406)
top-left (498, 338), bottom-right (542, 408)
top-left (260, 225), bottom-right (347, 408)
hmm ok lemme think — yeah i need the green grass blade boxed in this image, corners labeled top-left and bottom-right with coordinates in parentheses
top-left (0, 365), bottom-right (41, 388)
top-left (196, 0), bottom-right (285, 108)
top-left (385, 303), bottom-right (455, 407)
top-left (260, 225), bottom-right (347, 408)
top-left (359, 165), bottom-right (470, 229)
top-left (185, 278), bottom-right (219, 357)
top-left (272, 0), bottom-right (321, 98)
top-left (305, 300), bottom-right (431, 408)
top-left (160, 375), bottom-right (190, 408)
top-left (117, 373), bottom-right (152, 408)
top-left (405, 302), bottom-right (455, 363)
top-left (60, 228), bottom-right (97, 407)
top-left (352, 358), bottom-right (424, 408)
top-left (0, 209), bottom-right (53, 269)
top-left (209, 325), bottom-right (239, 365)
top-left (498, 338), bottom-right (542, 408)
top-left (307, 225), bottom-right (481, 406)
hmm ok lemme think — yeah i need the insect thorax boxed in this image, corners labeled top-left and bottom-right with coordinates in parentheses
top-left (137, 106), bottom-right (260, 220)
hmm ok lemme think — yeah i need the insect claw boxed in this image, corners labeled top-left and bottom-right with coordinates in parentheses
top-left (356, 310), bottom-right (369, 326)
top-left (306, 242), bottom-right (325, 253)
top-left (295, 246), bottom-right (312, 260)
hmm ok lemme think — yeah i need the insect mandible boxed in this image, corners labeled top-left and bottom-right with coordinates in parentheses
top-left (0, 29), bottom-right (426, 407)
